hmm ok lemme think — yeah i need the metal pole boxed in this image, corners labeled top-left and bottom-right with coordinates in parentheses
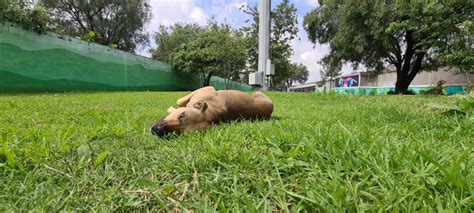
top-left (258, 0), bottom-right (271, 91)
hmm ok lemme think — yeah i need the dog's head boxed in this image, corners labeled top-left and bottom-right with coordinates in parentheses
top-left (151, 100), bottom-right (210, 137)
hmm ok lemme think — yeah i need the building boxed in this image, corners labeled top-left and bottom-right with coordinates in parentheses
top-left (321, 67), bottom-right (473, 95)
top-left (288, 82), bottom-right (321, 92)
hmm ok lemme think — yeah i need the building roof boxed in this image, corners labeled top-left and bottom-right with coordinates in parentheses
top-left (289, 82), bottom-right (319, 89)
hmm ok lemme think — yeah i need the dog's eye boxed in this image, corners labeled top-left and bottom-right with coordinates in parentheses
top-left (178, 112), bottom-right (185, 121)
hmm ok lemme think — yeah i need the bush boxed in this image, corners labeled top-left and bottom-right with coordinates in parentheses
top-left (424, 80), bottom-right (447, 96)
top-left (464, 83), bottom-right (473, 94)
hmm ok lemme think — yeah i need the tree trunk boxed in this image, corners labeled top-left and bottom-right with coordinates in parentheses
top-left (394, 75), bottom-right (413, 94)
top-left (200, 72), bottom-right (206, 86)
top-left (203, 72), bottom-right (213, 87)
top-left (224, 65), bottom-right (232, 89)
top-left (393, 31), bottom-right (426, 94)
top-left (224, 77), bottom-right (231, 90)
top-left (394, 52), bottom-right (425, 94)
top-left (286, 81), bottom-right (292, 92)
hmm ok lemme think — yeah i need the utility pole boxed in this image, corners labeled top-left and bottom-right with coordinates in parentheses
top-left (248, 0), bottom-right (272, 90)
top-left (258, 0), bottom-right (271, 91)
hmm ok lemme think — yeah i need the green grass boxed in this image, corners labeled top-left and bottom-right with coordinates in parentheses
top-left (0, 92), bottom-right (472, 211)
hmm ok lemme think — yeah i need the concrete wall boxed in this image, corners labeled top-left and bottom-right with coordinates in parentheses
top-left (360, 74), bottom-right (376, 87)
top-left (364, 68), bottom-right (473, 87)
top-left (316, 68), bottom-right (473, 95)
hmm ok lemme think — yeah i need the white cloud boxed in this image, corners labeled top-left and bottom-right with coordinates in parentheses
top-left (147, 0), bottom-right (208, 30)
top-left (304, 0), bottom-right (319, 7)
top-left (190, 7), bottom-right (207, 23)
top-left (294, 0), bottom-right (319, 8)
top-left (291, 38), bottom-right (364, 81)
top-left (289, 15), bottom-right (330, 83)
top-left (137, 0), bottom-right (209, 56)
top-left (341, 63), bottom-right (366, 75)
top-left (290, 39), bottom-right (330, 83)
top-left (204, 0), bottom-right (251, 27)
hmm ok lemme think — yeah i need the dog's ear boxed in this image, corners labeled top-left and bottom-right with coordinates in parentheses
top-left (201, 102), bottom-right (208, 112)
top-left (167, 106), bottom-right (177, 114)
top-left (193, 100), bottom-right (208, 113)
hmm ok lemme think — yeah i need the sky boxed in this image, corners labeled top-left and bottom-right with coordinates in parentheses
top-left (140, 0), bottom-right (351, 83)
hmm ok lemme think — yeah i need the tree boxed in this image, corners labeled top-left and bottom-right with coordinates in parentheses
top-left (150, 23), bottom-right (205, 64)
top-left (304, 1), bottom-right (473, 93)
top-left (242, 0), bottom-right (299, 88)
top-left (319, 56), bottom-right (342, 83)
top-left (241, 5), bottom-right (259, 74)
top-left (0, 0), bottom-right (49, 34)
top-left (437, 20), bottom-right (474, 75)
top-left (168, 23), bottom-right (246, 87)
top-left (42, 0), bottom-right (151, 52)
top-left (284, 63), bottom-right (309, 89)
top-left (168, 31), bottom-right (216, 86)
top-left (211, 24), bottom-right (246, 89)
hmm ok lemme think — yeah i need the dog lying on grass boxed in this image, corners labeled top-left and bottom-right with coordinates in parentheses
top-left (151, 86), bottom-right (273, 137)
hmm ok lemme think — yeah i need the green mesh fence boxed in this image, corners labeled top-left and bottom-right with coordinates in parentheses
top-left (0, 23), bottom-right (253, 92)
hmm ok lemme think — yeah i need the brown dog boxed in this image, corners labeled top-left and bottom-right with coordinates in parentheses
top-left (151, 86), bottom-right (273, 136)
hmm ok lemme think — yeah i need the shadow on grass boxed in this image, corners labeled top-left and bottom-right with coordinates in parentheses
top-left (270, 116), bottom-right (285, 121)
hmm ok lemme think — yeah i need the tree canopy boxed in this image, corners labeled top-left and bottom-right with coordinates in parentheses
top-left (319, 54), bottom-right (342, 83)
top-left (284, 63), bottom-right (309, 89)
top-left (42, 0), bottom-right (151, 53)
top-left (0, 0), bottom-right (49, 34)
top-left (212, 24), bottom-right (247, 89)
top-left (304, 0), bottom-right (473, 93)
top-left (150, 23), bottom-right (205, 64)
top-left (163, 23), bottom-right (246, 87)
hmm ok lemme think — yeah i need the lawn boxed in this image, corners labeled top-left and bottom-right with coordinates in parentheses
top-left (0, 92), bottom-right (472, 211)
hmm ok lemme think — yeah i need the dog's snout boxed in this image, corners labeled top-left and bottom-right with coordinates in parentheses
top-left (151, 125), bottom-right (163, 132)
top-left (151, 124), bottom-right (167, 136)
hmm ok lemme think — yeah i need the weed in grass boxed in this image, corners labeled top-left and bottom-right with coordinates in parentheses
top-left (427, 92), bottom-right (474, 120)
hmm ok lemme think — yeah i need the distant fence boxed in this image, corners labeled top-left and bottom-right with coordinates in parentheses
top-left (0, 23), bottom-right (253, 92)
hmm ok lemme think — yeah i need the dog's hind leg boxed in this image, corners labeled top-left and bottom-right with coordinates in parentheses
top-left (252, 91), bottom-right (272, 102)
top-left (177, 86), bottom-right (216, 107)
top-left (252, 92), bottom-right (273, 119)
